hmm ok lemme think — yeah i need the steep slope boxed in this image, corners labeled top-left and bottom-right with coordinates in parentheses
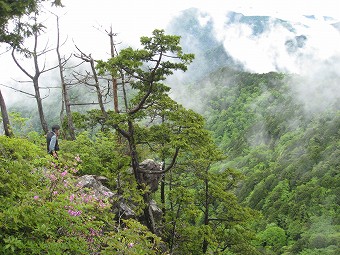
top-left (189, 67), bottom-right (339, 254)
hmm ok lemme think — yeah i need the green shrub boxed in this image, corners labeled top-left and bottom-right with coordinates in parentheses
top-left (0, 136), bottom-right (164, 254)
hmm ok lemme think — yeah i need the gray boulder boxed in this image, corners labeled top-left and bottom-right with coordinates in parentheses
top-left (77, 175), bottom-right (136, 218)
top-left (139, 159), bottom-right (163, 192)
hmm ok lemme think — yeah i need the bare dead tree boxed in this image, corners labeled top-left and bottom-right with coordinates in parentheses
top-left (11, 14), bottom-right (59, 134)
top-left (92, 24), bottom-right (121, 113)
top-left (55, 14), bottom-right (75, 140)
top-left (0, 89), bottom-right (13, 137)
top-left (73, 45), bottom-right (108, 119)
top-left (0, 83), bottom-right (36, 97)
top-left (107, 26), bottom-right (119, 113)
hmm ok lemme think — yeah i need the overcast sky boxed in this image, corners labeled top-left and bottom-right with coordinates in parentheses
top-left (56, 0), bottom-right (340, 51)
top-left (1, 0), bottom-right (340, 103)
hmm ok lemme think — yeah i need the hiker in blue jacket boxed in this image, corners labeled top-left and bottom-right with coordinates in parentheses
top-left (47, 124), bottom-right (60, 159)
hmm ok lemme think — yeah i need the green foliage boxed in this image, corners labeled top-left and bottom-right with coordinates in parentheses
top-left (8, 112), bottom-right (30, 135)
top-left (0, 0), bottom-right (63, 45)
top-left (60, 131), bottom-right (146, 215)
top-left (0, 135), bottom-right (46, 200)
top-left (102, 219), bottom-right (164, 255)
top-left (98, 29), bottom-right (194, 82)
top-left (61, 131), bottom-right (126, 176)
top-left (198, 68), bottom-right (339, 254)
top-left (159, 152), bottom-right (258, 254)
top-left (256, 224), bottom-right (287, 253)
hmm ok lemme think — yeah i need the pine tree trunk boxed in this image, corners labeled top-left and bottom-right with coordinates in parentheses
top-left (127, 120), bottom-right (156, 232)
top-left (161, 174), bottom-right (166, 216)
top-left (127, 121), bottom-right (142, 179)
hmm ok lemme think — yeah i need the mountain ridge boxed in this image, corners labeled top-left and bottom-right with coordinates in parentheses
top-left (166, 8), bottom-right (339, 79)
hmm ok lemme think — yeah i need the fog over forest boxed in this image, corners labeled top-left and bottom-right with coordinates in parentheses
top-left (165, 8), bottom-right (340, 115)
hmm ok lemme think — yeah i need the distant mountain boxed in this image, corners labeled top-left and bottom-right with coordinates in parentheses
top-left (165, 8), bottom-right (242, 82)
top-left (304, 14), bottom-right (340, 32)
top-left (166, 8), bottom-right (340, 117)
top-left (332, 21), bottom-right (340, 31)
top-left (225, 11), bottom-right (295, 35)
top-left (167, 8), bottom-right (314, 79)
top-left (285, 35), bottom-right (307, 53)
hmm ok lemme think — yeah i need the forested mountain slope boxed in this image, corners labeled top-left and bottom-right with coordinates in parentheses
top-left (188, 67), bottom-right (339, 254)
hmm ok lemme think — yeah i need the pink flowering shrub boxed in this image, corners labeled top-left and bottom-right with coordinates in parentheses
top-left (0, 136), bottom-right (163, 254)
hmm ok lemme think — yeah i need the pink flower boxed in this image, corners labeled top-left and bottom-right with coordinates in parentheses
top-left (128, 242), bottom-right (134, 248)
top-left (33, 195), bottom-right (39, 200)
top-left (68, 209), bottom-right (82, 217)
top-left (69, 194), bottom-right (75, 202)
top-left (99, 200), bottom-right (107, 208)
top-left (53, 191), bottom-right (58, 195)
top-left (89, 228), bottom-right (99, 236)
top-left (82, 194), bottom-right (93, 203)
top-left (87, 237), bottom-right (94, 243)
top-left (75, 155), bottom-right (82, 162)
top-left (49, 174), bottom-right (57, 181)
top-left (61, 170), bottom-right (68, 177)
top-left (71, 167), bottom-right (78, 173)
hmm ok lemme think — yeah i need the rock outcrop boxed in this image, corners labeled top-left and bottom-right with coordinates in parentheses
top-left (76, 159), bottom-right (164, 223)
top-left (139, 159), bottom-right (163, 192)
top-left (77, 174), bottom-right (136, 218)
top-left (77, 175), bottom-right (114, 199)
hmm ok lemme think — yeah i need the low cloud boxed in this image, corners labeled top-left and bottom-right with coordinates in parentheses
top-left (212, 14), bottom-right (340, 113)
